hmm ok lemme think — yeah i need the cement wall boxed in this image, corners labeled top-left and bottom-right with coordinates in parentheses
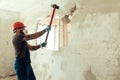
top-left (0, 9), bottom-right (20, 77)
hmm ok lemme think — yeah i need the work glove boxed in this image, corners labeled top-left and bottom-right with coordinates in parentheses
top-left (40, 42), bottom-right (47, 47)
top-left (45, 25), bottom-right (51, 32)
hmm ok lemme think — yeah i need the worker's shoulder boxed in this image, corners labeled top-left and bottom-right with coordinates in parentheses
top-left (14, 34), bottom-right (25, 37)
top-left (13, 34), bottom-right (25, 40)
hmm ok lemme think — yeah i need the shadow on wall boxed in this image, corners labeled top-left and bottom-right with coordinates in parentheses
top-left (83, 66), bottom-right (96, 80)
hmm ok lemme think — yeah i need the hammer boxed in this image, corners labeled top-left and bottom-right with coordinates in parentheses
top-left (45, 4), bottom-right (59, 43)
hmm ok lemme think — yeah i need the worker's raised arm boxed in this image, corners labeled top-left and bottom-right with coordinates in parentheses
top-left (23, 29), bottom-right (46, 41)
top-left (23, 26), bottom-right (51, 41)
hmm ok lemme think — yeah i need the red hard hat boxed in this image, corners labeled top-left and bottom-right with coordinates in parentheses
top-left (13, 22), bottom-right (26, 30)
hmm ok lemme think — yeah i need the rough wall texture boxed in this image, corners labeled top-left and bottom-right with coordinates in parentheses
top-left (70, 11), bottom-right (120, 80)
top-left (0, 9), bottom-right (20, 77)
top-left (29, 12), bottom-right (120, 80)
top-left (25, 2), bottom-right (120, 80)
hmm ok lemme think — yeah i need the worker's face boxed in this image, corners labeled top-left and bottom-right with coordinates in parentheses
top-left (19, 27), bottom-right (25, 34)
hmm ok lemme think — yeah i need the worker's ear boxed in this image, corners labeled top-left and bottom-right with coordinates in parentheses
top-left (13, 30), bottom-right (16, 33)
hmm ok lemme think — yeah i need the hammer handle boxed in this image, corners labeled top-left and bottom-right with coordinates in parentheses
top-left (49, 8), bottom-right (56, 26)
top-left (45, 8), bottom-right (56, 42)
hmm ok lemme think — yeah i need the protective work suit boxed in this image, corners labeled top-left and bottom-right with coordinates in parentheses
top-left (12, 21), bottom-right (50, 80)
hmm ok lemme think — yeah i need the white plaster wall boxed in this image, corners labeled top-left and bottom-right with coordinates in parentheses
top-left (29, 12), bottom-right (120, 80)
top-left (69, 11), bottom-right (120, 80)
top-left (0, 9), bottom-right (20, 77)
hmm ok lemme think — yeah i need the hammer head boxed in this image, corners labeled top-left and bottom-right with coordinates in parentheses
top-left (51, 4), bottom-right (59, 9)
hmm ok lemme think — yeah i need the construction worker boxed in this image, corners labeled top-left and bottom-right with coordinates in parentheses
top-left (12, 21), bottom-right (51, 80)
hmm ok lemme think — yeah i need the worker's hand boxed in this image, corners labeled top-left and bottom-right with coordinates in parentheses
top-left (40, 42), bottom-right (47, 47)
top-left (45, 25), bottom-right (51, 32)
